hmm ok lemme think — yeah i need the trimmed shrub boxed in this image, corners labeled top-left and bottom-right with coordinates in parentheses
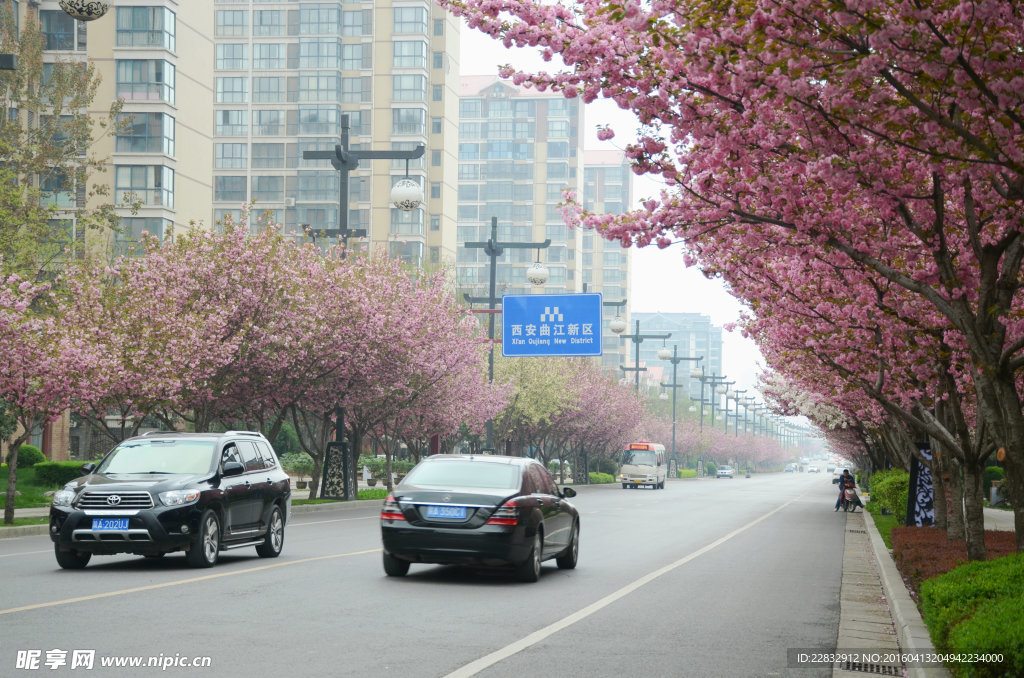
top-left (896, 528), bottom-right (1018, 602)
top-left (14, 445), bottom-right (45, 468)
top-left (588, 472), bottom-right (615, 484)
top-left (868, 469), bottom-right (909, 521)
top-left (588, 456), bottom-right (618, 475)
top-left (33, 461), bottom-right (91, 487)
top-left (921, 554), bottom-right (1024, 676)
top-left (983, 466), bottom-right (1005, 495)
top-left (678, 469), bottom-right (697, 479)
top-left (280, 452), bottom-right (314, 479)
top-left (705, 462), bottom-right (717, 476)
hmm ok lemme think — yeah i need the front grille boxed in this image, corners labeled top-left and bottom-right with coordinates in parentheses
top-left (77, 491), bottom-right (154, 510)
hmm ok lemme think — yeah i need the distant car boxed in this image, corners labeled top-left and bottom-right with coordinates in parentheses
top-left (807, 466), bottom-right (820, 473)
top-left (717, 465), bottom-right (735, 479)
top-left (380, 455), bottom-right (579, 582)
top-left (50, 431), bottom-right (291, 569)
top-left (832, 468), bottom-right (841, 484)
top-left (784, 463), bottom-right (797, 473)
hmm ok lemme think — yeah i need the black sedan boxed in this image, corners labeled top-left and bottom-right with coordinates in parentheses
top-left (380, 455), bottom-right (579, 582)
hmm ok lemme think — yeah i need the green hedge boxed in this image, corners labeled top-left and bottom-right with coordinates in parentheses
top-left (705, 462), bottom-right (717, 476)
top-left (12, 445), bottom-right (45, 468)
top-left (983, 466), bottom-right (1005, 494)
top-left (921, 554), bottom-right (1024, 677)
top-left (33, 461), bottom-right (91, 487)
top-left (678, 469), bottom-right (697, 479)
top-left (588, 456), bottom-right (618, 475)
top-left (588, 472), bottom-right (615, 484)
top-left (868, 469), bottom-right (909, 522)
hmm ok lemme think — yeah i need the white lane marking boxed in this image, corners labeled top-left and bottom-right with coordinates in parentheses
top-left (444, 494), bottom-right (805, 678)
top-left (0, 549), bottom-right (51, 558)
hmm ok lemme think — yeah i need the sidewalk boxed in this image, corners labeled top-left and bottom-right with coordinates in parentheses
top-left (836, 506), bottom-right (1014, 678)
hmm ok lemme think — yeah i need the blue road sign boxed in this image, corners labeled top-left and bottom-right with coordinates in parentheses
top-left (501, 293), bottom-right (603, 357)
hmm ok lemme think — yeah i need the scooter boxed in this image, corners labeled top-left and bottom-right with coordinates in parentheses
top-left (843, 487), bottom-right (862, 512)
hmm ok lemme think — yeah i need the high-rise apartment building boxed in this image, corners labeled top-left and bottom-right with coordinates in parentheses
top-left (631, 311), bottom-right (724, 402)
top-left (582, 150), bottom-right (632, 371)
top-left (20, 1), bottom-right (213, 256)
top-left (456, 76), bottom-right (585, 299)
top-left (210, 0), bottom-right (461, 267)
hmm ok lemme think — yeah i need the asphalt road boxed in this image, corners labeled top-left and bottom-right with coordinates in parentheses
top-left (1, 472), bottom-right (844, 677)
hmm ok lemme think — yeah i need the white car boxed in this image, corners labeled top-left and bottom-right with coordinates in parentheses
top-left (717, 465), bottom-right (735, 479)
top-left (807, 465), bottom-right (820, 473)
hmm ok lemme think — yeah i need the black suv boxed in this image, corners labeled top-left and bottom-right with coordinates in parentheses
top-left (50, 431), bottom-right (291, 569)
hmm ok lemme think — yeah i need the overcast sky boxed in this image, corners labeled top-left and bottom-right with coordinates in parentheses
top-left (459, 25), bottom-right (766, 396)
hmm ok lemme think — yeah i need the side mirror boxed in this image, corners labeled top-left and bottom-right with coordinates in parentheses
top-left (222, 461), bottom-right (245, 477)
top-left (561, 487), bottom-right (577, 498)
top-left (80, 462), bottom-right (95, 476)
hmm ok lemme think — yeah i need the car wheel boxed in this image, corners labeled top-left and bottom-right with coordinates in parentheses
top-left (516, 530), bottom-right (543, 582)
top-left (556, 521), bottom-right (579, 570)
top-left (621, 483), bottom-right (628, 489)
top-left (186, 510), bottom-right (221, 568)
top-left (382, 551), bottom-right (410, 577)
top-left (54, 545), bottom-right (91, 570)
top-left (256, 505), bottom-right (284, 558)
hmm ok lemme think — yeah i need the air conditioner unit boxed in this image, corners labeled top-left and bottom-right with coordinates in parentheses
top-left (284, 197), bottom-right (296, 207)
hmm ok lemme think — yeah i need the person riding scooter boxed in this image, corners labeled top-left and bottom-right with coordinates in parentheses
top-left (835, 469), bottom-right (862, 511)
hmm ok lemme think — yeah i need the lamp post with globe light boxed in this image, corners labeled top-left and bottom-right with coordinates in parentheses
top-left (658, 345), bottom-right (703, 465)
top-left (619, 321), bottom-right (672, 393)
top-left (301, 113), bottom-right (425, 497)
top-left (463, 216), bottom-right (550, 452)
top-left (691, 368), bottom-right (729, 433)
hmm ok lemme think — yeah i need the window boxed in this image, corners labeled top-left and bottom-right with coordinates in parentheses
top-left (116, 6), bottom-right (175, 49)
top-left (253, 77), bottom-right (284, 102)
top-left (432, 85), bottom-right (443, 102)
top-left (300, 5), bottom-right (339, 34)
top-left (548, 141), bottom-right (569, 158)
top-left (515, 121), bottom-right (535, 138)
top-left (342, 9), bottom-right (371, 36)
top-left (434, 18), bottom-right (445, 36)
top-left (458, 185), bottom-right (478, 201)
top-left (215, 143), bottom-right (248, 169)
top-left (253, 44), bottom-right (285, 69)
top-left (394, 7), bottom-right (427, 33)
top-left (115, 165), bottom-right (174, 208)
top-left (117, 60), bottom-right (175, 104)
top-left (340, 76), bottom-right (368, 102)
top-left (393, 40), bottom-right (427, 68)
top-left (458, 164), bottom-right (479, 180)
top-left (431, 117), bottom-right (442, 134)
top-left (392, 74), bottom-right (426, 101)
top-left (216, 10), bottom-right (247, 37)
top-left (216, 77), bottom-right (247, 103)
top-left (253, 9), bottom-right (284, 36)
top-left (430, 215), bottom-right (440, 231)
top-left (433, 51), bottom-right (443, 69)
top-left (390, 142), bottom-right (425, 169)
top-left (390, 206), bottom-right (424, 235)
top-left (488, 121), bottom-right (513, 138)
top-left (297, 171), bottom-right (338, 201)
top-left (40, 10), bottom-right (79, 51)
top-left (392, 108), bottom-right (426, 135)
top-left (460, 99), bottom-right (482, 118)
top-left (391, 241), bottom-right (423, 266)
top-left (548, 120), bottom-right (570, 137)
top-left (430, 182), bottom-right (440, 199)
top-left (547, 162), bottom-right (568, 179)
top-left (216, 44), bottom-right (247, 70)
top-left (215, 176), bottom-right (247, 202)
top-left (116, 113), bottom-right (174, 155)
top-left (251, 175), bottom-right (284, 202)
top-left (341, 43), bottom-right (368, 70)
top-left (216, 110), bottom-right (247, 136)
top-left (299, 73), bottom-right (339, 101)
top-left (430, 246), bottom-right (439, 264)
top-left (298, 106), bottom-right (339, 135)
top-left (488, 99), bottom-right (512, 117)
top-left (301, 39), bottom-right (341, 68)
top-left (486, 141), bottom-right (513, 159)
top-left (431, 149), bottom-right (441, 167)
top-left (253, 110), bottom-right (284, 136)
top-left (114, 217), bottom-right (169, 257)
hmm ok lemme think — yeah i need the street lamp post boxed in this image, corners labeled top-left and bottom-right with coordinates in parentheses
top-left (301, 114), bottom-right (424, 498)
top-left (619, 320), bottom-right (672, 392)
top-left (464, 216), bottom-right (550, 452)
top-left (715, 381), bottom-right (736, 432)
top-left (659, 346), bottom-right (703, 463)
top-left (730, 389), bottom-right (747, 436)
top-left (691, 369), bottom-right (729, 432)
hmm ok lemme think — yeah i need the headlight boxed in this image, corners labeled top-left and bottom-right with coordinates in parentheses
top-left (159, 489), bottom-right (201, 506)
top-left (52, 489), bottom-right (76, 507)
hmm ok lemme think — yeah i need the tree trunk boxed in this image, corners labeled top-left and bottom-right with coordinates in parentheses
top-left (962, 460), bottom-right (987, 561)
top-left (3, 432), bottom-right (28, 525)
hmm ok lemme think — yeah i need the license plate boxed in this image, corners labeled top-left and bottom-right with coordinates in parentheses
top-left (91, 518), bottom-right (129, 531)
top-left (425, 505), bottom-right (466, 520)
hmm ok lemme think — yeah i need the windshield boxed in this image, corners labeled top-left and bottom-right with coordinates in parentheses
top-left (403, 460), bottom-right (521, 491)
top-left (621, 451), bottom-right (657, 466)
top-left (96, 440), bottom-right (217, 475)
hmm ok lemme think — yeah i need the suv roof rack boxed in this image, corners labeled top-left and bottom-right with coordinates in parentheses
top-left (223, 430), bottom-right (263, 438)
top-left (140, 430), bottom-right (181, 436)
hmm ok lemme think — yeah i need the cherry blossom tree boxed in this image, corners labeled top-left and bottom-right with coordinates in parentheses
top-left (443, 0), bottom-right (1024, 549)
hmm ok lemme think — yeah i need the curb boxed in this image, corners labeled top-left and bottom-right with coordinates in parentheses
top-left (862, 510), bottom-right (952, 678)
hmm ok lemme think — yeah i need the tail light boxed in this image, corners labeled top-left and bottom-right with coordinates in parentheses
top-left (380, 494), bottom-right (406, 522)
top-left (485, 499), bottom-right (520, 526)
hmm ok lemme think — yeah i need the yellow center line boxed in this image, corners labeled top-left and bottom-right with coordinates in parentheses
top-left (0, 548), bottom-right (380, 616)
